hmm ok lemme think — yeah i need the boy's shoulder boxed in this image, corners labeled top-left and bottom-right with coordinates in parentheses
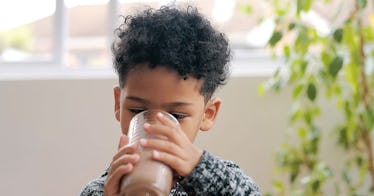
top-left (80, 170), bottom-right (107, 196)
top-left (177, 151), bottom-right (261, 195)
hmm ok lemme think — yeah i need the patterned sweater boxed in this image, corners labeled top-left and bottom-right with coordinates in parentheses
top-left (80, 151), bottom-right (261, 195)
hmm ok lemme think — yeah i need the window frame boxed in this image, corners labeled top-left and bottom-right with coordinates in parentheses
top-left (0, 0), bottom-right (276, 80)
top-left (1, 0), bottom-right (64, 67)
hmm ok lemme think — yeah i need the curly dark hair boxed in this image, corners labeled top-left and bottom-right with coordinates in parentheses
top-left (112, 5), bottom-right (231, 100)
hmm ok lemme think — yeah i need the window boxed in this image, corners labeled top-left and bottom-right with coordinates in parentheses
top-left (65, 0), bottom-right (111, 69)
top-left (0, 0), bottom-right (56, 63)
top-left (0, 0), bottom-right (278, 76)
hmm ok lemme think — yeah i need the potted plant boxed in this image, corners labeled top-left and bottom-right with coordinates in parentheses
top-left (245, 0), bottom-right (374, 195)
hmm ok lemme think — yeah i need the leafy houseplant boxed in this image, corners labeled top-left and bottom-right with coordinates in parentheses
top-left (247, 0), bottom-right (374, 195)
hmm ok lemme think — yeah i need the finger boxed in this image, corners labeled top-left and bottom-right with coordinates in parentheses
top-left (104, 163), bottom-right (134, 196)
top-left (156, 112), bottom-right (180, 129)
top-left (113, 142), bottom-right (139, 163)
top-left (150, 150), bottom-right (189, 177)
top-left (140, 138), bottom-right (182, 157)
top-left (144, 123), bottom-right (173, 138)
top-left (118, 134), bottom-right (129, 149)
top-left (108, 153), bottom-right (140, 177)
top-left (155, 112), bottom-right (187, 142)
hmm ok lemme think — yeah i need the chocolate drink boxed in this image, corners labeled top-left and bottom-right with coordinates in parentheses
top-left (119, 150), bottom-right (173, 196)
top-left (119, 110), bottom-right (178, 196)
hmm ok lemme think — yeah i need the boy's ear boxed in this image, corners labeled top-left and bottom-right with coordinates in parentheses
top-left (114, 86), bottom-right (121, 122)
top-left (200, 97), bottom-right (222, 131)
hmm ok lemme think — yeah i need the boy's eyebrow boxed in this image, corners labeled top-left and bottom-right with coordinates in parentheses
top-left (126, 96), bottom-right (150, 104)
top-left (162, 102), bottom-right (193, 108)
top-left (125, 96), bottom-right (193, 107)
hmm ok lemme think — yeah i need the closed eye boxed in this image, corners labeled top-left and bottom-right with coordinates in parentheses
top-left (128, 108), bottom-right (145, 114)
top-left (170, 113), bottom-right (188, 120)
top-left (129, 109), bottom-right (187, 120)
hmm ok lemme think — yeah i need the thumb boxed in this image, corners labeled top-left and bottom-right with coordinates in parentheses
top-left (118, 134), bottom-right (129, 149)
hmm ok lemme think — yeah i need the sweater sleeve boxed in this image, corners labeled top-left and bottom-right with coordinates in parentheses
top-left (79, 171), bottom-right (106, 196)
top-left (178, 150), bottom-right (261, 195)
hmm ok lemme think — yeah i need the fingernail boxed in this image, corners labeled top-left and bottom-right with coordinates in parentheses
top-left (140, 138), bottom-right (147, 145)
top-left (157, 112), bottom-right (163, 118)
top-left (133, 153), bottom-right (140, 161)
top-left (153, 150), bottom-right (160, 158)
top-left (144, 122), bottom-right (151, 128)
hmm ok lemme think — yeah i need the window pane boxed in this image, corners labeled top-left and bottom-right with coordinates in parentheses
top-left (118, 0), bottom-right (265, 48)
top-left (119, 0), bottom-right (166, 9)
top-left (65, 0), bottom-right (110, 68)
top-left (0, 0), bottom-right (56, 63)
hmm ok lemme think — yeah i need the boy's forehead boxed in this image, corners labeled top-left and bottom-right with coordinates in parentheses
top-left (122, 64), bottom-right (205, 99)
top-left (127, 63), bottom-right (203, 84)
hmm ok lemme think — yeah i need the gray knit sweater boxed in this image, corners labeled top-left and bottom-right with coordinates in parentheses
top-left (80, 151), bottom-right (261, 195)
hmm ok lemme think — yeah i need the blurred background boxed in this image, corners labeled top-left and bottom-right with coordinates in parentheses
top-left (0, 0), bottom-right (343, 195)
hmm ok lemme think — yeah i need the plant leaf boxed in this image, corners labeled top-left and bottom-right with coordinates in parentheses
top-left (284, 45), bottom-right (291, 60)
top-left (344, 62), bottom-right (359, 91)
top-left (356, 0), bottom-right (367, 9)
top-left (294, 26), bottom-right (309, 55)
top-left (328, 56), bottom-right (344, 78)
top-left (293, 84), bottom-right (304, 99)
top-left (288, 23), bottom-right (296, 30)
top-left (333, 28), bottom-right (343, 43)
top-left (269, 31), bottom-right (283, 46)
top-left (363, 26), bottom-right (374, 41)
top-left (307, 83), bottom-right (317, 101)
top-left (297, 0), bottom-right (312, 14)
top-left (257, 83), bottom-right (266, 96)
top-left (239, 4), bottom-right (253, 14)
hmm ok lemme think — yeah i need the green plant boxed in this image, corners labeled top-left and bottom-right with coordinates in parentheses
top-left (0, 26), bottom-right (32, 53)
top-left (249, 0), bottom-right (374, 195)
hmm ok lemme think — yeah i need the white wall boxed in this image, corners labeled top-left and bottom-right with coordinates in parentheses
top-left (0, 74), bottom-right (341, 195)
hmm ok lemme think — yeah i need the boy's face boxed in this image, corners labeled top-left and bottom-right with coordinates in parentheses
top-left (114, 63), bottom-right (221, 142)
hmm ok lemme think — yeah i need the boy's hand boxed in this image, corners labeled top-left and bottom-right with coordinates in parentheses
top-left (104, 135), bottom-right (140, 196)
top-left (140, 112), bottom-right (203, 177)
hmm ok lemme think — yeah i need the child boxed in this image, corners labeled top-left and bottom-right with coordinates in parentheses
top-left (80, 5), bottom-right (260, 196)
